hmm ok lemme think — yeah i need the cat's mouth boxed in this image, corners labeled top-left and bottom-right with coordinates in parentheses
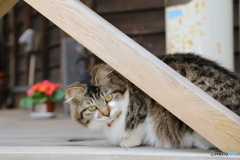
top-left (107, 110), bottom-right (122, 127)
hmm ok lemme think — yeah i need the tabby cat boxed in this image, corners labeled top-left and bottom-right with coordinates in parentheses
top-left (65, 53), bottom-right (240, 149)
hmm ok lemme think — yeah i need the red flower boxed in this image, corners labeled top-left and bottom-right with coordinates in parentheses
top-left (26, 80), bottom-right (62, 96)
top-left (27, 89), bottom-right (34, 95)
top-left (38, 86), bottom-right (47, 92)
top-left (49, 85), bottom-right (56, 91)
top-left (54, 83), bottom-right (62, 88)
top-left (45, 88), bottom-right (54, 95)
top-left (31, 83), bottom-right (40, 91)
top-left (42, 80), bottom-right (51, 86)
top-left (0, 72), bottom-right (5, 78)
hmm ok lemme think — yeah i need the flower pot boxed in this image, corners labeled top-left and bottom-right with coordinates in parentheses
top-left (30, 101), bottom-right (56, 118)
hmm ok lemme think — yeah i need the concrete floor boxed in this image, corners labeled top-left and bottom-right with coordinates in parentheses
top-left (0, 109), bottom-right (238, 160)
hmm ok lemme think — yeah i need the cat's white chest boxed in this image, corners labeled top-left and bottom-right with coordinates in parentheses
top-left (103, 91), bottom-right (130, 144)
top-left (104, 112), bottom-right (129, 144)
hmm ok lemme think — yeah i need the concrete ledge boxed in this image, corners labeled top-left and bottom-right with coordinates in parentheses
top-left (0, 109), bottom-right (238, 160)
top-left (0, 146), bottom-right (233, 160)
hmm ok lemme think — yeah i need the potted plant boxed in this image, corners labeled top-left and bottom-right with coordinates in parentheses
top-left (20, 80), bottom-right (65, 118)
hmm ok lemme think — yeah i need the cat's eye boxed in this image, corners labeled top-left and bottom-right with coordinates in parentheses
top-left (88, 105), bottom-right (97, 111)
top-left (105, 94), bottom-right (113, 102)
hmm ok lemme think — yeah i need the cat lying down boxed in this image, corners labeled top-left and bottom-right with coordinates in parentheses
top-left (65, 53), bottom-right (240, 149)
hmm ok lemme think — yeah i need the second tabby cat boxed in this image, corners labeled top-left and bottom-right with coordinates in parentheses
top-left (66, 53), bottom-right (240, 149)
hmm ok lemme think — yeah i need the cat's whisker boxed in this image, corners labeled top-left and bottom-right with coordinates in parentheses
top-left (65, 96), bottom-right (74, 102)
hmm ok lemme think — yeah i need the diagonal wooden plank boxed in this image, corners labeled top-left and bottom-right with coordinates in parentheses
top-left (24, 0), bottom-right (240, 152)
top-left (0, 0), bottom-right (18, 19)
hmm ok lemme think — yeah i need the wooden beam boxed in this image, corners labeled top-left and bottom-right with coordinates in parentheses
top-left (0, 0), bottom-right (18, 19)
top-left (24, 0), bottom-right (240, 152)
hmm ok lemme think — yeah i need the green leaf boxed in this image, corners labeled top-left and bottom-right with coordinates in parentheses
top-left (30, 92), bottom-right (43, 98)
top-left (33, 96), bottom-right (47, 104)
top-left (20, 98), bottom-right (33, 109)
top-left (30, 92), bottom-right (48, 104)
top-left (49, 89), bottom-right (65, 102)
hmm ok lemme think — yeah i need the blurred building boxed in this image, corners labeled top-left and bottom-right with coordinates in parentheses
top-left (0, 0), bottom-right (239, 109)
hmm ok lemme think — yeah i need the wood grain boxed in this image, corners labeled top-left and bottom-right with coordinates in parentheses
top-left (131, 34), bottom-right (166, 56)
top-left (102, 10), bottom-right (164, 35)
top-left (24, 0), bottom-right (240, 152)
top-left (234, 53), bottom-right (240, 73)
top-left (233, 0), bottom-right (239, 27)
top-left (95, 0), bottom-right (164, 13)
top-left (0, 0), bottom-right (18, 19)
top-left (234, 28), bottom-right (239, 52)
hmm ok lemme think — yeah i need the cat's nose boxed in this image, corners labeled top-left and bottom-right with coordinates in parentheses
top-left (101, 106), bottom-right (110, 117)
top-left (105, 112), bottom-right (110, 117)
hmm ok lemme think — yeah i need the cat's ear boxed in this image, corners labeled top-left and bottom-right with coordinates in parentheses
top-left (65, 84), bottom-right (86, 100)
top-left (91, 64), bottom-right (113, 85)
top-left (65, 86), bottom-right (86, 96)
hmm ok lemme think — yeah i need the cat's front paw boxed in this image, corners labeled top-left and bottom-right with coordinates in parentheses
top-left (119, 139), bottom-right (141, 148)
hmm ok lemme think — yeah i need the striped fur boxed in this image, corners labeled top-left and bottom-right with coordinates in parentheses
top-left (66, 53), bottom-right (240, 149)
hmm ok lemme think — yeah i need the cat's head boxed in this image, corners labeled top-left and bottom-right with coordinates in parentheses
top-left (65, 64), bottom-right (129, 130)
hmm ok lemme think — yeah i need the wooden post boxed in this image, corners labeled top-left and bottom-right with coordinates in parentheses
top-left (0, 0), bottom-right (18, 19)
top-left (40, 16), bottom-right (48, 80)
top-left (8, 9), bottom-right (17, 88)
top-left (24, 0), bottom-right (240, 152)
top-left (23, 3), bottom-right (31, 85)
